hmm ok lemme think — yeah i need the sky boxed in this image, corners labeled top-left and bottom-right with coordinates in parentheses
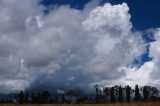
top-left (0, 0), bottom-right (159, 94)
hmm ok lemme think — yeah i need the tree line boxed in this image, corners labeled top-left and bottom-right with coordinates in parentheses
top-left (0, 85), bottom-right (159, 104)
top-left (95, 85), bottom-right (159, 103)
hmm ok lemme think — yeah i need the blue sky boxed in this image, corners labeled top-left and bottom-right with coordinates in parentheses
top-left (41, 0), bottom-right (160, 30)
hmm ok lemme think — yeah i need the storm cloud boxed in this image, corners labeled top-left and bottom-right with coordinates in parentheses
top-left (0, 0), bottom-right (159, 94)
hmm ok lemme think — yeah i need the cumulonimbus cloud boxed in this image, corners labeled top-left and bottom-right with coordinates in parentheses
top-left (0, 0), bottom-right (159, 93)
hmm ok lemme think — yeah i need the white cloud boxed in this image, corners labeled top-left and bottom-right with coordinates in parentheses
top-left (121, 29), bottom-right (160, 88)
top-left (0, 0), bottom-right (158, 93)
top-left (121, 61), bottom-right (154, 87)
top-left (68, 76), bottom-right (75, 81)
top-left (57, 89), bottom-right (65, 94)
top-left (149, 29), bottom-right (160, 81)
top-left (83, 2), bottom-right (145, 80)
top-left (90, 29), bottom-right (160, 89)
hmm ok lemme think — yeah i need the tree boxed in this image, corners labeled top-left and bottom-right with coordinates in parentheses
top-left (151, 87), bottom-right (159, 96)
top-left (114, 85), bottom-right (123, 102)
top-left (25, 92), bottom-right (29, 103)
top-left (61, 94), bottom-right (65, 103)
top-left (19, 90), bottom-right (24, 104)
top-left (118, 86), bottom-right (123, 102)
top-left (141, 86), bottom-right (160, 101)
top-left (125, 85), bottom-right (131, 102)
top-left (150, 87), bottom-right (159, 101)
top-left (94, 84), bottom-right (100, 103)
top-left (67, 89), bottom-right (82, 103)
top-left (143, 86), bottom-right (150, 101)
top-left (41, 90), bottom-right (51, 103)
top-left (110, 87), bottom-right (115, 103)
top-left (31, 92), bottom-right (35, 103)
top-left (134, 85), bottom-right (140, 101)
top-left (103, 87), bottom-right (110, 100)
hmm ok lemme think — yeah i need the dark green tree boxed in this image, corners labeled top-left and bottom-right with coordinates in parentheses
top-left (134, 85), bottom-right (140, 101)
top-left (103, 87), bottom-right (111, 103)
top-left (31, 92), bottom-right (35, 103)
top-left (150, 87), bottom-right (159, 101)
top-left (19, 90), bottom-right (24, 104)
top-left (34, 92), bottom-right (43, 104)
top-left (114, 85), bottom-right (123, 102)
top-left (41, 90), bottom-right (51, 103)
top-left (25, 92), bottom-right (29, 103)
top-left (118, 86), bottom-right (123, 102)
top-left (61, 94), bottom-right (65, 103)
top-left (67, 89), bottom-right (82, 103)
top-left (103, 87), bottom-right (110, 98)
top-left (126, 85), bottom-right (131, 102)
top-left (94, 84), bottom-right (100, 103)
top-left (110, 87), bottom-right (115, 103)
top-left (142, 86), bottom-right (159, 101)
top-left (143, 86), bottom-right (150, 101)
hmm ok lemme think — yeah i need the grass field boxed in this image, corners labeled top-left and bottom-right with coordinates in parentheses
top-left (1, 103), bottom-right (160, 106)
